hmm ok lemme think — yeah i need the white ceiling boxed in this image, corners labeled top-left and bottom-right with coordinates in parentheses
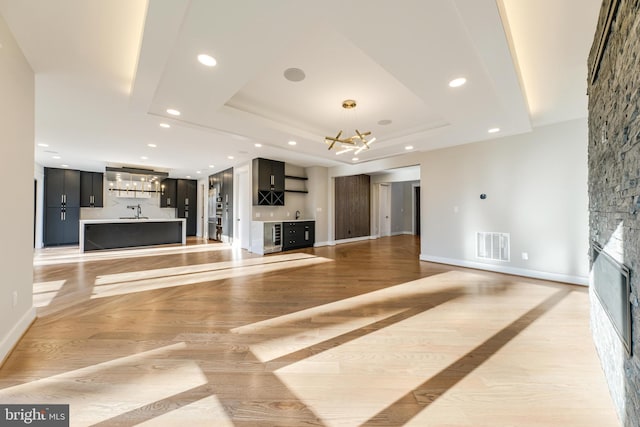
top-left (0, 0), bottom-right (602, 178)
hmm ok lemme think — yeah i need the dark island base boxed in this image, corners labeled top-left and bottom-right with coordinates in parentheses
top-left (84, 221), bottom-right (183, 252)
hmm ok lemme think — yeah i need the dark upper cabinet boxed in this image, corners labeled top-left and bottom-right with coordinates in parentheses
top-left (160, 178), bottom-right (177, 207)
top-left (80, 171), bottom-right (103, 207)
top-left (45, 168), bottom-right (80, 208)
top-left (44, 167), bottom-right (81, 246)
top-left (335, 174), bottom-right (370, 240)
top-left (282, 221), bottom-right (315, 251)
top-left (177, 179), bottom-right (197, 236)
top-left (253, 158), bottom-right (285, 206)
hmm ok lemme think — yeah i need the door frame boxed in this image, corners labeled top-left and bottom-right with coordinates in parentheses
top-left (412, 183), bottom-right (420, 236)
top-left (378, 183), bottom-right (391, 237)
top-left (234, 166), bottom-right (251, 250)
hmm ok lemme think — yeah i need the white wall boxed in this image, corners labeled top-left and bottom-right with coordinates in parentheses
top-left (305, 166), bottom-right (329, 245)
top-left (420, 119), bottom-right (589, 284)
top-left (0, 15), bottom-right (36, 364)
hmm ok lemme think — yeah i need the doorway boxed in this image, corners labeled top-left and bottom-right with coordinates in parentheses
top-left (379, 184), bottom-right (391, 237)
top-left (235, 168), bottom-right (250, 250)
top-left (413, 185), bottom-right (420, 236)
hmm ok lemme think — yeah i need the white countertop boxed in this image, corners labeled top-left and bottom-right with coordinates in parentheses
top-left (80, 218), bottom-right (186, 224)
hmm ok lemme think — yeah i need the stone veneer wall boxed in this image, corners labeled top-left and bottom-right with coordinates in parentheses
top-left (588, 0), bottom-right (640, 425)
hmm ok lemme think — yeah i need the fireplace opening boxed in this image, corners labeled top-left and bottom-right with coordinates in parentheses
top-left (592, 241), bottom-right (632, 356)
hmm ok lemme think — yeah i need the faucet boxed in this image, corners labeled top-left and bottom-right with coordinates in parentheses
top-left (295, 210), bottom-right (301, 220)
top-left (127, 204), bottom-right (142, 219)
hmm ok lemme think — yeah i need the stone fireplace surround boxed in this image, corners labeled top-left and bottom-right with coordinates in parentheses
top-left (588, 0), bottom-right (640, 425)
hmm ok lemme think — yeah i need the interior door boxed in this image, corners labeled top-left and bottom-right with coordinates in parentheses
top-left (236, 169), bottom-right (250, 249)
top-left (379, 184), bottom-right (391, 237)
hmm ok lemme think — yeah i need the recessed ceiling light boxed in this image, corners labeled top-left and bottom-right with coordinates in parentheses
top-left (61, 164), bottom-right (69, 168)
top-left (288, 140), bottom-right (297, 146)
top-left (352, 157), bottom-right (359, 162)
top-left (52, 155), bottom-right (61, 159)
top-left (159, 123), bottom-right (170, 128)
top-left (147, 143), bottom-right (157, 148)
top-left (377, 119), bottom-right (392, 126)
top-left (209, 165), bottom-right (215, 168)
top-left (448, 77), bottom-right (467, 88)
top-left (228, 156), bottom-right (234, 160)
top-left (196, 171), bottom-right (201, 174)
top-left (141, 156), bottom-right (148, 160)
top-left (186, 175), bottom-right (191, 179)
top-left (254, 143), bottom-right (262, 148)
top-left (197, 54), bottom-right (217, 67)
top-left (166, 108), bottom-right (181, 116)
top-left (283, 67), bottom-right (306, 82)
top-left (37, 143), bottom-right (49, 147)
top-left (405, 145), bottom-right (414, 150)
top-left (488, 127), bottom-right (500, 133)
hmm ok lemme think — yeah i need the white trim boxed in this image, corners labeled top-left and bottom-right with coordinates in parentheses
top-left (391, 231), bottom-right (413, 236)
top-left (313, 241), bottom-right (332, 247)
top-left (420, 254), bottom-right (588, 286)
top-left (0, 307), bottom-right (36, 367)
top-left (326, 236), bottom-right (376, 246)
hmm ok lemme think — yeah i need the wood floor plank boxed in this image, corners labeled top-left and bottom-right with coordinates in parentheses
top-left (0, 236), bottom-right (619, 426)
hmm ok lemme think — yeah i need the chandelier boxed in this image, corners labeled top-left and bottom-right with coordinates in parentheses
top-left (325, 99), bottom-right (376, 155)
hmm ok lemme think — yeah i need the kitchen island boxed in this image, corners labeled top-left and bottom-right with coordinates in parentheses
top-left (79, 218), bottom-right (186, 252)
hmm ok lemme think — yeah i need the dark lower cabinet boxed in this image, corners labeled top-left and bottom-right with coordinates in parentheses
top-left (44, 167), bottom-right (81, 246)
top-left (282, 221), bottom-right (315, 250)
top-left (45, 206), bottom-right (79, 246)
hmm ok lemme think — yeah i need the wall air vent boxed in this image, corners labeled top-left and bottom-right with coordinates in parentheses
top-left (476, 232), bottom-right (510, 262)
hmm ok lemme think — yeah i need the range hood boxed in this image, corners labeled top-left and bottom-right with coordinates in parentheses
top-left (105, 166), bottom-right (169, 182)
top-left (105, 167), bottom-right (169, 199)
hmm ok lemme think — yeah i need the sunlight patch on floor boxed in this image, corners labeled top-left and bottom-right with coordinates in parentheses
top-left (90, 254), bottom-right (332, 299)
top-left (232, 271), bottom-right (467, 336)
top-left (250, 308), bottom-right (407, 363)
top-left (32, 280), bottom-right (67, 307)
top-left (0, 342), bottom-right (208, 426)
top-left (135, 395), bottom-right (234, 427)
top-left (271, 282), bottom-right (558, 427)
top-left (94, 253), bottom-right (321, 285)
top-left (33, 242), bottom-right (232, 266)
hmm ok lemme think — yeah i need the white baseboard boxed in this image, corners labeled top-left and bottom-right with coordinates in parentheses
top-left (420, 255), bottom-right (588, 286)
top-left (313, 241), bottom-right (332, 247)
top-left (0, 307), bottom-right (36, 367)
top-left (324, 235), bottom-right (376, 246)
top-left (391, 231), bottom-right (413, 236)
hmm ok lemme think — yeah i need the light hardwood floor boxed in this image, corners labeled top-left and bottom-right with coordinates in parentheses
top-left (1, 236), bottom-right (619, 426)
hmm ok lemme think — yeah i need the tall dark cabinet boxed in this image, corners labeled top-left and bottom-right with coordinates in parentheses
top-left (335, 174), bottom-right (370, 240)
top-left (44, 167), bottom-right (81, 246)
top-left (253, 158), bottom-right (284, 205)
top-left (177, 179), bottom-right (197, 236)
top-left (160, 178), bottom-right (177, 208)
top-left (80, 171), bottom-right (103, 207)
